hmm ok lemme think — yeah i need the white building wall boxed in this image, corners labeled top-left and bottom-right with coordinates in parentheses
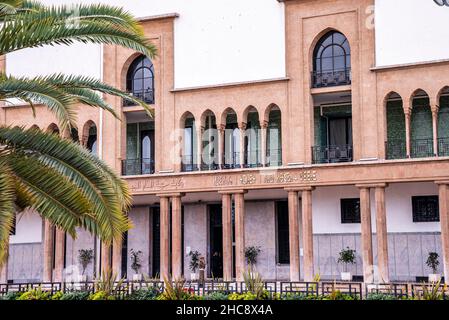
top-left (10, 210), bottom-right (42, 244)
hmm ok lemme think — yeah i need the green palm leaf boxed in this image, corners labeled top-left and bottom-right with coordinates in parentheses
top-left (0, 158), bottom-right (15, 266)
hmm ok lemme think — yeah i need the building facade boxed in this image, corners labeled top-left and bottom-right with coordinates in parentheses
top-left (1, 0), bottom-right (449, 284)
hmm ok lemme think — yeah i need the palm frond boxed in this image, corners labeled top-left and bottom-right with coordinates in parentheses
top-left (0, 126), bottom-right (132, 242)
top-left (0, 74), bottom-right (77, 130)
top-left (0, 159), bottom-right (15, 266)
top-left (0, 3), bottom-right (157, 57)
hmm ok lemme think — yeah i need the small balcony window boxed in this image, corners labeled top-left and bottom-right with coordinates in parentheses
top-left (125, 55), bottom-right (155, 106)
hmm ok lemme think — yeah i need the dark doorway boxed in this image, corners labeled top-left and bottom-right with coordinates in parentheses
top-left (152, 207), bottom-right (160, 277)
top-left (209, 204), bottom-right (223, 278)
top-left (121, 231), bottom-right (128, 278)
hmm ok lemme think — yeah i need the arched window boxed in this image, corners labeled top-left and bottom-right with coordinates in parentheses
top-left (125, 55), bottom-right (155, 105)
top-left (312, 31), bottom-right (351, 88)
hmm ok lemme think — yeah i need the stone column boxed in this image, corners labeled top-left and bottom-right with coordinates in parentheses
top-left (159, 196), bottom-right (170, 281)
top-left (432, 107), bottom-right (439, 156)
top-left (437, 181), bottom-right (449, 284)
top-left (260, 121), bottom-right (268, 167)
top-left (100, 242), bottom-right (112, 274)
top-left (287, 190), bottom-right (300, 282)
top-left (375, 185), bottom-right (389, 283)
top-left (54, 228), bottom-right (65, 282)
top-left (196, 126), bottom-right (204, 170)
top-left (234, 191), bottom-right (246, 281)
top-left (171, 194), bottom-right (183, 280)
top-left (301, 187), bottom-right (314, 282)
top-left (43, 220), bottom-right (54, 282)
top-left (218, 125), bottom-right (225, 169)
top-left (221, 193), bottom-right (233, 281)
top-left (405, 111), bottom-right (412, 158)
top-left (112, 238), bottom-right (122, 277)
top-left (239, 123), bottom-right (246, 168)
top-left (358, 186), bottom-right (374, 283)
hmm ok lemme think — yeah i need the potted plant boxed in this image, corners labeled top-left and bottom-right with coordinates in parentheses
top-left (426, 252), bottom-right (441, 283)
top-left (245, 246), bottom-right (261, 271)
top-left (130, 249), bottom-right (143, 281)
top-left (77, 249), bottom-right (94, 282)
top-left (188, 250), bottom-right (201, 281)
top-left (337, 247), bottom-right (356, 281)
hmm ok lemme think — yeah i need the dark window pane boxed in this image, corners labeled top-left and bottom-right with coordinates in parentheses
top-left (412, 196), bottom-right (439, 222)
top-left (276, 201), bottom-right (290, 264)
top-left (341, 198), bottom-right (361, 224)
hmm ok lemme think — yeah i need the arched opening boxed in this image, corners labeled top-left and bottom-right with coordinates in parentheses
top-left (181, 112), bottom-right (198, 172)
top-left (201, 110), bottom-right (218, 171)
top-left (312, 30), bottom-right (351, 88)
top-left (82, 121), bottom-right (98, 155)
top-left (47, 123), bottom-right (60, 135)
top-left (266, 105), bottom-right (282, 166)
top-left (243, 106), bottom-right (261, 168)
top-left (125, 55), bottom-right (155, 106)
top-left (438, 87), bottom-right (449, 156)
top-left (385, 92), bottom-right (406, 160)
top-left (411, 90), bottom-right (434, 158)
top-left (223, 109), bottom-right (240, 169)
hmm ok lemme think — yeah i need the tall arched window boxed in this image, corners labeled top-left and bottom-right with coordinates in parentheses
top-left (125, 55), bottom-right (155, 105)
top-left (312, 31), bottom-right (351, 88)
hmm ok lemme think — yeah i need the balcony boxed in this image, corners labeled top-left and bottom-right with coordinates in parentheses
top-left (312, 145), bottom-right (353, 164)
top-left (266, 148), bottom-right (282, 167)
top-left (311, 68), bottom-right (351, 88)
top-left (411, 138), bottom-right (435, 158)
top-left (439, 138), bottom-right (449, 157)
top-left (385, 140), bottom-right (407, 160)
top-left (122, 158), bottom-right (155, 176)
top-left (222, 152), bottom-right (241, 170)
top-left (123, 89), bottom-right (154, 106)
top-left (181, 155), bottom-right (199, 172)
top-left (243, 150), bottom-right (263, 168)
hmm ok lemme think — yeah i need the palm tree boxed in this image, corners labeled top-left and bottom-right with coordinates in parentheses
top-left (0, 0), bottom-right (157, 265)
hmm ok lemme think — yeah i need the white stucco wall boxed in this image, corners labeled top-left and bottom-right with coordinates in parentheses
top-left (375, 0), bottom-right (449, 66)
top-left (9, 210), bottom-right (42, 244)
top-left (6, 0), bottom-right (285, 89)
top-left (312, 182), bottom-right (440, 234)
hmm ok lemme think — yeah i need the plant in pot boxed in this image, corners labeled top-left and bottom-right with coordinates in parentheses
top-left (130, 249), bottom-right (143, 282)
top-left (426, 252), bottom-right (441, 283)
top-left (188, 250), bottom-right (201, 281)
top-left (245, 246), bottom-right (261, 272)
top-left (337, 247), bottom-right (356, 281)
top-left (77, 249), bottom-right (94, 282)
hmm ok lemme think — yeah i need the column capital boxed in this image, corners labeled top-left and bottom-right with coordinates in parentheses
top-left (284, 186), bottom-right (315, 192)
top-left (260, 120), bottom-right (269, 129)
top-left (218, 189), bottom-right (248, 195)
top-left (356, 183), bottom-right (388, 189)
top-left (218, 124), bottom-right (226, 132)
top-left (156, 192), bottom-right (186, 198)
top-left (238, 122), bottom-right (247, 131)
top-left (435, 180), bottom-right (449, 186)
top-left (431, 105), bottom-right (440, 115)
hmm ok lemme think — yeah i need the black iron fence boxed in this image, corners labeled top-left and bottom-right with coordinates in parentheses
top-left (411, 138), bottom-right (435, 158)
top-left (122, 158), bottom-right (155, 176)
top-left (266, 148), bottom-right (282, 167)
top-left (181, 155), bottom-right (198, 172)
top-left (385, 139), bottom-right (407, 160)
top-left (438, 137), bottom-right (449, 157)
top-left (312, 68), bottom-right (351, 88)
top-left (312, 145), bottom-right (353, 164)
top-left (4, 280), bottom-right (443, 300)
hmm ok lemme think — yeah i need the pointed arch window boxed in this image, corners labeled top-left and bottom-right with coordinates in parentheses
top-left (312, 31), bottom-right (351, 88)
top-left (125, 55), bottom-right (155, 105)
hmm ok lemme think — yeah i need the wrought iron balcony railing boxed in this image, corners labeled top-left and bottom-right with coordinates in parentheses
top-left (311, 68), bottom-right (351, 88)
top-left (266, 148), bottom-right (282, 167)
top-left (122, 158), bottom-right (155, 176)
top-left (385, 139), bottom-right (407, 160)
top-left (222, 152), bottom-right (241, 170)
top-left (312, 145), bottom-right (353, 164)
top-left (438, 137), bottom-right (449, 157)
top-left (243, 150), bottom-right (262, 168)
top-left (123, 89), bottom-right (155, 106)
top-left (411, 138), bottom-right (435, 159)
top-left (181, 155), bottom-right (199, 172)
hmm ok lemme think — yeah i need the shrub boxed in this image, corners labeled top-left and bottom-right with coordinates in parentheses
top-left (157, 278), bottom-right (199, 300)
top-left (337, 247), bottom-right (356, 272)
top-left (188, 251), bottom-right (201, 273)
top-left (51, 291), bottom-right (64, 300)
top-left (244, 246), bottom-right (261, 266)
top-left (130, 249), bottom-right (143, 275)
top-left (89, 291), bottom-right (116, 300)
top-left (60, 291), bottom-right (90, 300)
top-left (366, 293), bottom-right (399, 300)
top-left (228, 292), bottom-right (258, 300)
top-left (17, 287), bottom-right (50, 300)
top-left (127, 287), bottom-right (160, 300)
top-left (0, 291), bottom-right (24, 300)
top-left (203, 292), bottom-right (229, 300)
top-left (426, 252), bottom-right (440, 274)
top-left (78, 249), bottom-right (94, 276)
